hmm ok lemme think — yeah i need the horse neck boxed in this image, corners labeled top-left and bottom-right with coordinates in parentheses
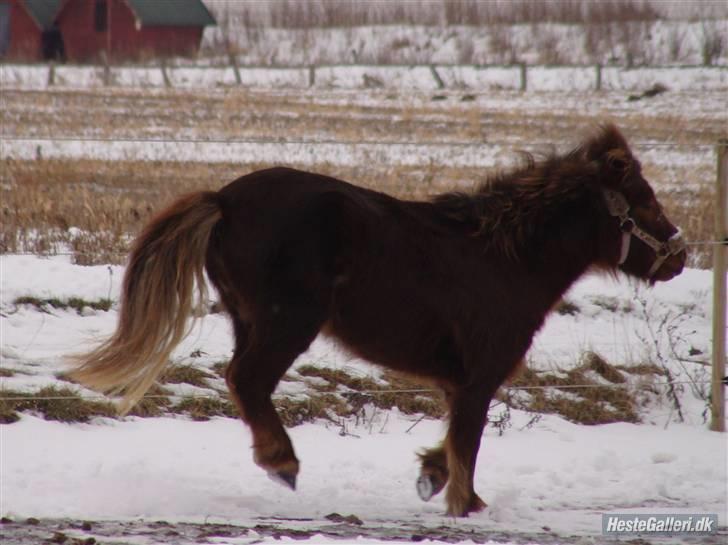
top-left (521, 199), bottom-right (603, 309)
top-left (477, 182), bottom-right (603, 308)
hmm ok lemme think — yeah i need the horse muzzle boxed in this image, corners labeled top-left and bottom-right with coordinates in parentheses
top-left (649, 235), bottom-right (687, 282)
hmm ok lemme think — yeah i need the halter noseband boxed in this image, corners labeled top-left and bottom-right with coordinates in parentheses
top-left (602, 189), bottom-right (685, 278)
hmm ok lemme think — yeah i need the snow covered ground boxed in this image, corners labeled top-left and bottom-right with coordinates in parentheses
top-left (1, 254), bottom-right (725, 544)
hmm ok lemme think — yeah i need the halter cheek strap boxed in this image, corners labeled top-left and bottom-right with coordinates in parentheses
top-left (602, 189), bottom-right (685, 278)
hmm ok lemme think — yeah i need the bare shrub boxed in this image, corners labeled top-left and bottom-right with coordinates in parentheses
top-left (488, 25), bottom-right (519, 64)
top-left (535, 26), bottom-right (565, 65)
top-left (455, 35), bottom-right (475, 65)
top-left (667, 25), bottom-right (687, 63)
top-left (443, 0), bottom-right (480, 25)
top-left (701, 21), bottom-right (725, 65)
top-left (206, 0), bottom-right (663, 30)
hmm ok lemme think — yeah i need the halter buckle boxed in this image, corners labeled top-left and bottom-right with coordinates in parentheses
top-left (619, 217), bottom-right (635, 233)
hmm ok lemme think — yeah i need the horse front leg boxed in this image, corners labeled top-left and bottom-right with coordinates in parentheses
top-left (416, 443), bottom-right (448, 501)
top-left (442, 384), bottom-right (494, 517)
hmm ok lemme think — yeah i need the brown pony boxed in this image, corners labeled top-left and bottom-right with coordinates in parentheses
top-left (71, 124), bottom-right (686, 517)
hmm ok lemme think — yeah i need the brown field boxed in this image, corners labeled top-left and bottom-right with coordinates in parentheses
top-left (1, 86), bottom-right (725, 267)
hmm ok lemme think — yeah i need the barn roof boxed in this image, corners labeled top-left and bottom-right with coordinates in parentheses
top-left (125, 0), bottom-right (216, 27)
top-left (22, 0), bottom-right (63, 29)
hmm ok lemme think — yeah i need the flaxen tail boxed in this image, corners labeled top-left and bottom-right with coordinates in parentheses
top-left (70, 191), bottom-right (222, 414)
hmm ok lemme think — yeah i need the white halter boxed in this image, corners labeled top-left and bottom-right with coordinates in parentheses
top-left (602, 189), bottom-right (685, 278)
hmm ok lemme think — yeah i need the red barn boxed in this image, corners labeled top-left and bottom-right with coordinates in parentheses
top-left (1, 0), bottom-right (215, 62)
top-left (1, 0), bottom-right (65, 61)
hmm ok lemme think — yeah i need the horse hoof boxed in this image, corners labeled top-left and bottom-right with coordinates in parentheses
top-left (416, 474), bottom-right (435, 501)
top-left (268, 470), bottom-right (297, 490)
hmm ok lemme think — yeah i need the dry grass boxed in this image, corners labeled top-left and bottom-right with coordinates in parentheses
top-left (172, 396), bottom-right (238, 421)
top-left (1, 353), bottom-right (665, 425)
top-left (160, 364), bottom-right (216, 388)
top-left (13, 296), bottom-right (112, 314)
top-left (126, 384), bottom-right (174, 418)
top-left (0, 386), bottom-right (117, 424)
top-left (296, 365), bottom-right (445, 420)
top-left (276, 394), bottom-right (350, 427)
top-left (502, 352), bottom-right (670, 425)
top-left (2, 87), bottom-right (722, 267)
top-left (0, 156), bottom-right (472, 264)
top-left (209, 0), bottom-right (664, 32)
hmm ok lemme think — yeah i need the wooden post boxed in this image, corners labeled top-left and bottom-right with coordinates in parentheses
top-left (429, 65), bottom-right (445, 89)
top-left (161, 58), bottom-right (172, 88)
top-left (595, 63), bottom-right (602, 91)
top-left (229, 52), bottom-right (241, 85)
top-left (711, 139), bottom-right (728, 432)
top-left (47, 61), bottom-right (55, 86)
top-left (101, 50), bottom-right (111, 86)
top-left (519, 62), bottom-right (527, 92)
top-left (308, 65), bottom-right (316, 88)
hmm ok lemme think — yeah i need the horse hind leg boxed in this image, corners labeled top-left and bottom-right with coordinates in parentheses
top-left (225, 304), bottom-right (326, 489)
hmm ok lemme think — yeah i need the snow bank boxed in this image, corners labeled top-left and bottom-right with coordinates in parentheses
top-left (1, 411), bottom-right (724, 535)
top-left (0, 252), bottom-right (724, 540)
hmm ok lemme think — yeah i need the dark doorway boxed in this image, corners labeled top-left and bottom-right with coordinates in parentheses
top-left (41, 26), bottom-right (65, 61)
top-left (0, 1), bottom-right (10, 57)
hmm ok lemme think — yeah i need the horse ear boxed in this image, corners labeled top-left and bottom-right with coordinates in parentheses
top-left (604, 149), bottom-right (631, 172)
top-left (584, 124), bottom-right (632, 163)
top-left (584, 125), bottom-right (633, 188)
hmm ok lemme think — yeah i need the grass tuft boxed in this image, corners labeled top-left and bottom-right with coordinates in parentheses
top-left (554, 299), bottom-right (580, 316)
top-left (505, 355), bottom-right (640, 425)
top-left (583, 351), bottom-right (626, 384)
top-left (126, 384), bottom-right (173, 418)
top-left (276, 394), bottom-right (350, 427)
top-left (14, 296), bottom-right (113, 314)
top-left (295, 365), bottom-right (445, 420)
top-left (0, 386), bottom-right (117, 424)
top-left (172, 396), bottom-right (238, 421)
top-left (211, 361), bottom-right (229, 379)
top-left (160, 364), bottom-right (215, 388)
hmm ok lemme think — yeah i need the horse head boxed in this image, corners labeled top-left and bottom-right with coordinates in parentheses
top-left (587, 125), bottom-right (686, 283)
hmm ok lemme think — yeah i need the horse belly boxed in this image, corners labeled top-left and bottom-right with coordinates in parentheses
top-left (323, 294), bottom-right (463, 381)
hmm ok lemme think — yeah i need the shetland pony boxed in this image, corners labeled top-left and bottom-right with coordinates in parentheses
top-left (71, 124), bottom-right (685, 516)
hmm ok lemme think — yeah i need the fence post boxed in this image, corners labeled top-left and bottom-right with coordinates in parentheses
top-left (429, 65), bottom-right (445, 89)
top-left (711, 139), bottom-right (728, 432)
top-left (595, 63), bottom-right (602, 91)
top-left (519, 62), bottom-right (527, 92)
top-left (101, 51), bottom-right (111, 86)
top-left (308, 65), bottom-right (316, 88)
top-left (229, 52), bottom-right (241, 85)
top-left (47, 61), bottom-right (55, 86)
top-left (160, 58), bottom-right (172, 88)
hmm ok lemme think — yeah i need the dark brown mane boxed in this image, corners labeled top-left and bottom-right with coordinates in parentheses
top-left (432, 125), bottom-right (633, 258)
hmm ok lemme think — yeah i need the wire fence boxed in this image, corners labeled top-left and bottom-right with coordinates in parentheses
top-left (2, 62), bottom-right (727, 93)
top-left (0, 379), bottom-right (718, 403)
top-left (0, 134), bottom-right (720, 149)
